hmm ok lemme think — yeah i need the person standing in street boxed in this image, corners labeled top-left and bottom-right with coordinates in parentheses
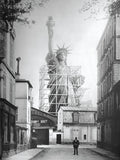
top-left (73, 137), bottom-right (80, 155)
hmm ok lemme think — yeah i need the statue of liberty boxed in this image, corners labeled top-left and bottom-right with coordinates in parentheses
top-left (46, 17), bottom-right (84, 114)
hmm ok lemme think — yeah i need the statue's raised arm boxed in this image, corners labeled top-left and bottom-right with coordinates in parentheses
top-left (46, 16), bottom-right (57, 73)
top-left (46, 16), bottom-right (55, 54)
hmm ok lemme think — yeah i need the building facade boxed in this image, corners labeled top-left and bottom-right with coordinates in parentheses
top-left (97, 7), bottom-right (120, 153)
top-left (111, 81), bottom-right (120, 153)
top-left (57, 106), bottom-right (97, 144)
top-left (0, 20), bottom-right (17, 159)
top-left (15, 79), bottom-right (33, 150)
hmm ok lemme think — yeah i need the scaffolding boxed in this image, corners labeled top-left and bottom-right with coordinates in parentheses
top-left (39, 17), bottom-right (85, 115)
top-left (39, 64), bottom-right (85, 115)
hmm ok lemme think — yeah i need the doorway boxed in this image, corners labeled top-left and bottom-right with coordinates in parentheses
top-left (34, 129), bottom-right (49, 145)
top-left (56, 134), bottom-right (61, 144)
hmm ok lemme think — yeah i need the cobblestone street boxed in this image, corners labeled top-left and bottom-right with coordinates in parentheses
top-left (4, 145), bottom-right (120, 160)
top-left (31, 147), bottom-right (110, 160)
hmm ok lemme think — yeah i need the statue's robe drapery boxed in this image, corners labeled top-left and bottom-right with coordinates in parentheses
top-left (46, 53), bottom-right (75, 113)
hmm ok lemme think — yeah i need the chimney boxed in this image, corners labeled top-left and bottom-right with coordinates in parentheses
top-left (16, 57), bottom-right (21, 79)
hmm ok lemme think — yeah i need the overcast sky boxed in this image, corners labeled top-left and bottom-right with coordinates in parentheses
top-left (14, 0), bottom-right (108, 108)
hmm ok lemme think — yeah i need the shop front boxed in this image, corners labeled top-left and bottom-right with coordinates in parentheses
top-left (0, 98), bottom-right (17, 158)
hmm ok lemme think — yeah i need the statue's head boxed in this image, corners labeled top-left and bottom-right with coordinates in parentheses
top-left (56, 45), bottom-right (70, 63)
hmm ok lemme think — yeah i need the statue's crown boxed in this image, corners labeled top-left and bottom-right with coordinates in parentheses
top-left (56, 45), bottom-right (71, 55)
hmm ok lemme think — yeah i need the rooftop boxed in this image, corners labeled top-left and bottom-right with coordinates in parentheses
top-left (60, 106), bottom-right (97, 112)
top-left (16, 79), bottom-right (33, 88)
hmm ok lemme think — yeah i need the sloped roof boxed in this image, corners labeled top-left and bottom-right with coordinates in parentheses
top-left (60, 106), bottom-right (97, 112)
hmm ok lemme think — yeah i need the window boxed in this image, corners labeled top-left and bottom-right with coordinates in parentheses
top-left (10, 79), bottom-right (13, 103)
top-left (10, 115), bottom-right (15, 144)
top-left (72, 112), bottom-right (79, 123)
top-left (84, 134), bottom-right (86, 140)
top-left (10, 34), bottom-right (14, 69)
top-left (16, 108), bottom-right (18, 121)
top-left (3, 74), bottom-right (6, 99)
top-left (4, 112), bottom-right (9, 143)
top-left (94, 113), bottom-right (97, 122)
top-left (20, 130), bottom-right (24, 144)
top-left (0, 31), bottom-right (6, 58)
